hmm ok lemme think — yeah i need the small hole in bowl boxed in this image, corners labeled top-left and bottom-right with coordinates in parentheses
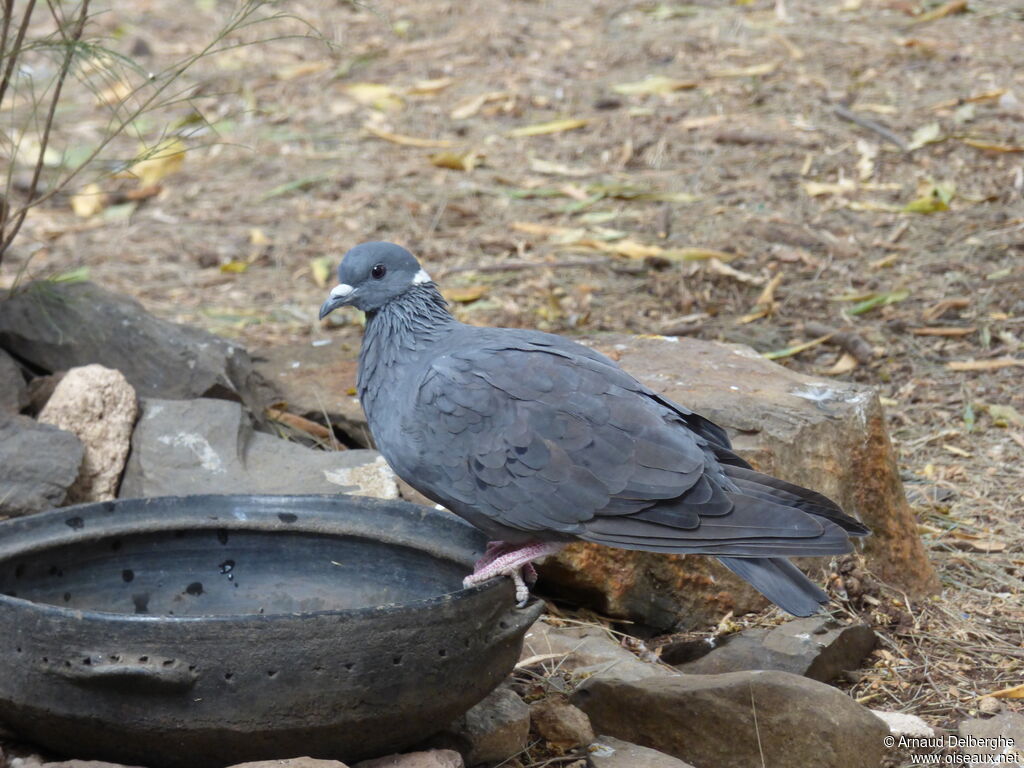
top-left (392, 656), bottom-right (402, 666)
top-left (267, 670), bottom-right (278, 678)
top-left (344, 663), bottom-right (354, 672)
top-left (163, 659), bottom-right (175, 667)
top-left (224, 672), bottom-right (234, 681)
top-left (138, 656), bottom-right (148, 663)
top-left (15, 646), bottom-right (22, 653)
top-left (439, 649), bottom-right (447, 657)
top-left (82, 657), bottom-right (91, 665)
top-left (499, 620), bottom-right (509, 629)
top-left (63, 592), bottom-right (71, 602)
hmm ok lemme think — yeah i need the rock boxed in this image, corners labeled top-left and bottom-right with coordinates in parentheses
top-left (675, 617), bottom-right (876, 682)
top-left (0, 412), bottom-right (83, 517)
top-left (530, 696), bottom-right (595, 751)
top-left (0, 347), bottom-right (26, 413)
top-left (871, 710), bottom-right (935, 738)
top-left (37, 365), bottom-right (138, 503)
top-left (519, 619), bottom-right (676, 684)
top-left (0, 280), bottom-right (273, 413)
top-left (264, 332), bottom-right (934, 629)
top-left (225, 760), bottom-right (350, 768)
top-left (353, 750), bottom-right (463, 768)
top-left (958, 713), bottom-right (1024, 766)
top-left (978, 696), bottom-right (1002, 715)
top-left (119, 398), bottom-right (397, 498)
top-left (588, 736), bottom-right (697, 768)
top-left (427, 684), bottom-right (529, 766)
top-left (538, 334), bottom-right (936, 630)
top-left (253, 331), bottom-right (370, 445)
top-left (572, 670), bottom-right (888, 768)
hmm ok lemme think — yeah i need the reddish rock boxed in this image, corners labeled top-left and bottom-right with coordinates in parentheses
top-left (540, 334), bottom-right (936, 629)
top-left (529, 696), bottom-right (595, 752)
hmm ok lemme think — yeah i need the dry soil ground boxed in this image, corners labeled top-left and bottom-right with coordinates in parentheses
top-left (3, 0), bottom-right (1024, 761)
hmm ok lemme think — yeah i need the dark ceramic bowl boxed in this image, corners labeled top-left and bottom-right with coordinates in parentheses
top-left (0, 494), bottom-right (542, 768)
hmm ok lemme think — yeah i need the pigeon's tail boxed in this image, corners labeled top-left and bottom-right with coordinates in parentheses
top-left (721, 464), bottom-right (870, 536)
top-left (717, 556), bottom-right (829, 617)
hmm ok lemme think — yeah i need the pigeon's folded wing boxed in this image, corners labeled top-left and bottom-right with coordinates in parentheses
top-left (409, 341), bottom-right (718, 536)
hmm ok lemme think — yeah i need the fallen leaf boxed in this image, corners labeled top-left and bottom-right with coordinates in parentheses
top-left (450, 91), bottom-right (511, 120)
top-left (612, 75), bottom-right (699, 96)
top-left (406, 77), bottom-right (454, 95)
top-left (903, 181), bottom-right (955, 213)
top-left (528, 158), bottom-right (595, 176)
top-left (856, 140), bottom-right (878, 181)
top-left (985, 403), bottom-right (1024, 427)
top-left (220, 260), bottom-right (249, 274)
top-left (259, 175), bottom-right (329, 201)
top-left (249, 228), bottom-right (270, 246)
top-left (661, 247), bottom-right (737, 262)
top-left (679, 114), bottom-right (732, 129)
top-left (960, 138), bottom-right (1024, 153)
top-left (69, 183), bottom-right (108, 217)
top-left (508, 118), bottom-right (590, 138)
top-left (512, 221), bottom-right (575, 238)
top-left (946, 357), bottom-right (1024, 372)
top-left (825, 352), bottom-right (860, 375)
top-left (763, 334), bottom-right (833, 360)
top-left (848, 290), bottom-right (910, 315)
top-left (804, 179), bottom-right (858, 197)
top-left (942, 444), bottom-right (972, 457)
top-left (911, 0), bottom-right (968, 24)
top-left (706, 258), bottom-right (764, 285)
top-left (429, 150), bottom-right (482, 171)
top-left (989, 683), bottom-right (1024, 699)
top-left (310, 256), bottom-right (333, 288)
top-left (343, 83), bottom-right (404, 112)
top-left (445, 285), bottom-right (489, 303)
top-left (709, 62), bottom-right (778, 78)
top-left (364, 124), bottom-right (456, 148)
top-left (127, 138), bottom-right (186, 187)
top-left (911, 326), bottom-right (976, 336)
top-left (738, 272), bottom-right (783, 323)
top-left (275, 61), bottom-right (331, 81)
top-left (908, 122), bottom-right (943, 150)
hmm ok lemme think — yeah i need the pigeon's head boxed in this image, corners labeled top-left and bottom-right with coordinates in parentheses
top-left (319, 241), bottom-right (431, 317)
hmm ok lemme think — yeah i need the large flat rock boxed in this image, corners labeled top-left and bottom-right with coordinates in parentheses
top-left (572, 670), bottom-right (888, 768)
top-left (119, 398), bottom-right (397, 499)
top-left (0, 281), bottom-right (273, 413)
top-left (259, 331), bottom-right (935, 629)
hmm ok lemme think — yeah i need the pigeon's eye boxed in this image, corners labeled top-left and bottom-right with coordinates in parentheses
top-left (371, 263), bottom-right (387, 280)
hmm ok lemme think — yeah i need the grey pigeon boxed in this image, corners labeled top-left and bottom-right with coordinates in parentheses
top-left (319, 242), bottom-right (869, 614)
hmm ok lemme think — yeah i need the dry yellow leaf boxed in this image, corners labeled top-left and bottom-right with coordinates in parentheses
top-left (825, 352), bottom-right (860, 375)
top-left (126, 138), bottom-right (186, 187)
top-left (363, 124), bottom-right (456, 148)
top-left (429, 150), bottom-right (481, 171)
top-left (220, 260), bottom-right (249, 274)
top-left (69, 183), bottom-right (108, 218)
top-left (406, 77), bottom-right (454, 95)
top-left (679, 114), bottom-right (732, 130)
top-left (508, 118), bottom-right (590, 138)
top-left (445, 285), bottom-right (488, 303)
top-left (343, 83), bottom-right (404, 112)
top-left (450, 91), bottom-right (511, 120)
top-left (961, 138), bottom-right (1024, 153)
top-left (512, 221), bottom-right (574, 238)
top-left (709, 62), bottom-right (778, 78)
top-left (911, 0), bottom-right (968, 24)
top-left (706, 258), bottom-right (764, 285)
top-left (612, 76), bottom-right (699, 96)
top-left (804, 179), bottom-right (858, 197)
top-left (275, 61), bottom-right (331, 81)
top-left (947, 358), bottom-right (1024, 372)
top-left (249, 228), bottom-right (270, 246)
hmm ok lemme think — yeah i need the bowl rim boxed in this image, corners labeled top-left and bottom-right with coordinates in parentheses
top-left (0, 493), bottom-right (513, 624)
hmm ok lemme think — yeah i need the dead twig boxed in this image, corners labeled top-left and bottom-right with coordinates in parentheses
top-left (439, 257), bottom-right (614, 277)
top-left (804, 321), bottom-right (874, 364)
top-left (831, 104), bottom-right (909, 153)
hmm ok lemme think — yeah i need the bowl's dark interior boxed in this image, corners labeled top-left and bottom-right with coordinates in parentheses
top-left (0, 528), bottom-right (465, 616)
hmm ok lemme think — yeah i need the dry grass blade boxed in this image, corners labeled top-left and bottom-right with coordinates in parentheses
top-left (946, 358), bottom-right (1024, 372)
top-left (363, 124), bottom-right (456, 148)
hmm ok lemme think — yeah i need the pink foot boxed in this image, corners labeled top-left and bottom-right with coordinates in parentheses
top-left (464, 541), bottom-right (565, 606)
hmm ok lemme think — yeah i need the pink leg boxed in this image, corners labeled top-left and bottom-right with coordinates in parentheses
top-left (463, 541), bottom-right (565, 605)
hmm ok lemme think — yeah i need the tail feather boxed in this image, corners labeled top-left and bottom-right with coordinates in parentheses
top-left (717, 556), bottom-right (829, 617)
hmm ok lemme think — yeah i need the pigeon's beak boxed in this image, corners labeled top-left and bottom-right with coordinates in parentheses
top-left (319, 283), bottom-right (356, 319)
